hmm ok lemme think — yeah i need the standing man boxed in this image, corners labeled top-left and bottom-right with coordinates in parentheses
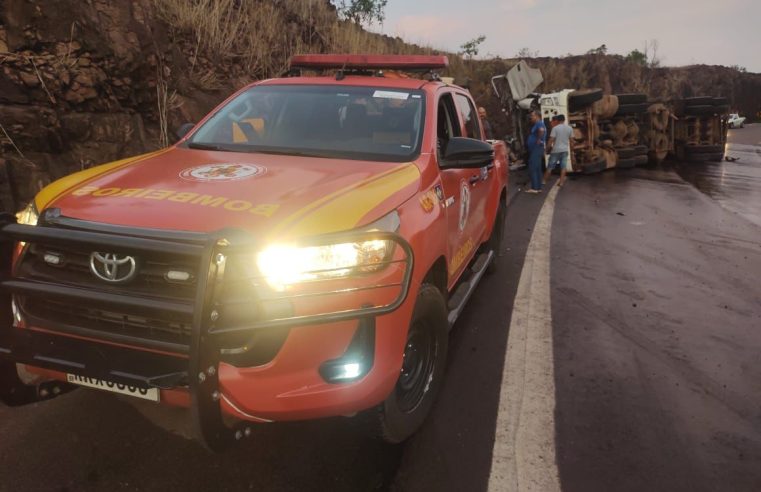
top-left (478, 106), bottom-right (495, 140)
top-left (526, 110), bottom-right (546, 193)
top-left (544, 114), bottom-right (573, 187)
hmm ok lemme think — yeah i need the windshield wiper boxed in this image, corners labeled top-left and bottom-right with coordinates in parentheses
top-left (187, 142), bottom-right (233, 152)
top-left (252, 148), bottom-right (330, 158)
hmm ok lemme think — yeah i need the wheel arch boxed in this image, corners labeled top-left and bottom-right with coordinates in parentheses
top-left (421, 255), bottom-right (448, 299)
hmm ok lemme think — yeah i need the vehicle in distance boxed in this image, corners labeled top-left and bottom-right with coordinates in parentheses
top-left (0, 54), bottom-right (509, 449)
top-left (728, 113), bottom-right (746, 128)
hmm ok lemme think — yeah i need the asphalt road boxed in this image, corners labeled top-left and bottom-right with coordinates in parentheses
top-left (2, 126), bottom-right (761, 491)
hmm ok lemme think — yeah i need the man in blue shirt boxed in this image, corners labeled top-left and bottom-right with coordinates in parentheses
top-left (526, 110), bottom-right (546, 193)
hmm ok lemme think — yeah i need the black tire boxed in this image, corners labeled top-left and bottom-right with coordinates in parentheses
top-left (689, 152), bottom-right (724, 162)
top-left (684, 105), bottom-right (719, 116)
top-left (616, 157), bottom-right (637, 169)
top-left (617, 145), bottom-right (649, 159)
top-left (615, 103), bottom-right (649, 116)
top-left (581, 159), bottom-right (607, 174)
top-left (684, 96), bottom-right (714, 106)
top-left (615, 93), bottom-right (647, 105)
top-left (486, 200), bottom-right (506, 274)
top-left (712, 97), bottom-right (729, 106)
top-left (684, 144), bottom-right (723, 154)
top-left (568, 89), bottom-right (603, 112)
top-left (369, 284), bottom-right (448, 443)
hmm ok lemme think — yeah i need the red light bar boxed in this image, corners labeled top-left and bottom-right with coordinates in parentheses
top-left (290, 54), bottom-right (449, 71)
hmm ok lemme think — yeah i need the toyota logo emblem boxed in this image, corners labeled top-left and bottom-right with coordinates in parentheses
top-left (89, 252), bottom-right (138, 283)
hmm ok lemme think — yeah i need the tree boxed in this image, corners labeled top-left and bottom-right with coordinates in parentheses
top-left (334, 0), bottom-right (388, 26)
top-left (460, 35), bottom-right (486, 59)
top-left (643, 39), bottom-right (661, 68)
top-left (625, 49), bottom-right (648, 66)
top-left (515, 47), bottom-right (539, 58)
top-left (587, 44), bottom-right (607, 55)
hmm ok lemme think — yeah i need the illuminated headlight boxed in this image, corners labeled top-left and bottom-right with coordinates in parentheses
top-left (17, 202), bottom-right (39, 226)
top-left (256, 211), bottom-right (399, 291)
top-left (257, 239), bottom-right (392, 291)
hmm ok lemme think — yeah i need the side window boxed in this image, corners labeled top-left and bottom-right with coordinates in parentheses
top-left (437, 93), bottom-right (462, 152)
top-left (455, 93), bottom-right (481, 140)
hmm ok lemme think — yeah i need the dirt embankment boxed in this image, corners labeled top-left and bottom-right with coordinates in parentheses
top-left (1, 1), bottom-right (759, 211)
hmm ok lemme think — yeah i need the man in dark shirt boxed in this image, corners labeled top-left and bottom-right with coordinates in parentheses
top-left (478, 107), bottom-right (494, 140)
top-left (526, 110), bottom-right (546, 193)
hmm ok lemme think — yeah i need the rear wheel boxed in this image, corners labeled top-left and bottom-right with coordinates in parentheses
top-left (615, 93), bottom-right (647, 105)
top-left (581, 158), bottom-right (607, 174)
top-left (568, 89), bottom-right (603, 112)
top-left (369, 284), bottom-right (448, 443)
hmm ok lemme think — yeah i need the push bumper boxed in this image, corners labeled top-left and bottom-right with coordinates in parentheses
top-left (0, 210), bottom-right (413, 450)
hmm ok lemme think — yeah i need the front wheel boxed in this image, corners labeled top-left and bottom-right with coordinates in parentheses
top-left (368, 284), bottom-right (449, 443)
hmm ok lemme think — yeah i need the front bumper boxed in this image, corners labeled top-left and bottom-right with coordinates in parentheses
top-left (0, 211), bottom-right (413, 450)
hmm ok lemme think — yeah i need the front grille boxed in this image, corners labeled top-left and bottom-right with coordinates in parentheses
top-left (18, 243), bottom-right (198, 300)
top-left (13, 227), bottom-right (289, 365)
top-left (22, 297), bottom-right (192, 347)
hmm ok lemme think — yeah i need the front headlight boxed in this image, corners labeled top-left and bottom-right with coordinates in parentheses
top-left (17, 202), bottom-right (39, 226)
top-left (256, 211), bottom-right (400, 291)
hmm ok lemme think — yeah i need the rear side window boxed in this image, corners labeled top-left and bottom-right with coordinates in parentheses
top-left (455, 93), bottom-right (481, 140)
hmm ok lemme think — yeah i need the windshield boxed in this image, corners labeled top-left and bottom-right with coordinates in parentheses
top-left (188, 84), bottom-right (426, 162)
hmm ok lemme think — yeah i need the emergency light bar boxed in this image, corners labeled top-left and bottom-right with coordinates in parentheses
top-left (290, 54), bottom-right (449, 71)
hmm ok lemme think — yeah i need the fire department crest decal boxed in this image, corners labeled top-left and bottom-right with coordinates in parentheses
top-left (180, 163), bottom-right (266, 182)
top-left (458, 180), bottom-right (470, 232)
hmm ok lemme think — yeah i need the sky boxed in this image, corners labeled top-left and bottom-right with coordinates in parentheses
top-left (372, 0), bottom-right (760, 73)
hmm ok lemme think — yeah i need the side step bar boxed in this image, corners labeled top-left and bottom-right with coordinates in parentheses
top-left (447, 250), bottom-right (494, 328)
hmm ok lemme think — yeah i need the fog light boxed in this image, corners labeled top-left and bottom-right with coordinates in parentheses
top-left (320, 361), bottom-right (365, 383)
top-left (335, 363), bottom-right (362, 380)
top-left (319, 317), bottom-right (375, 384)
top-left (166, 270), bottom-right (192, 282)
top-left (43, 252), bottom-right (62, 266)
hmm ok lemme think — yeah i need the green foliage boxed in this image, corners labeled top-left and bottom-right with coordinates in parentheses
top-left (334, 0), bottom-right (388, 25)
top-left (625, 49), bottom-right (648, 66)
top-left (460, 35), bottom-right (486, 58)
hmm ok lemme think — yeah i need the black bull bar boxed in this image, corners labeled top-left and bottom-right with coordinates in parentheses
top-left (0, 211), bottom-right (413, 450)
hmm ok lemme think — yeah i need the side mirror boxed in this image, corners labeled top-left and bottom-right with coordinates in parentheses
top-left (441, 137), bottom-right (494, 168)
top-left (175, 123), bottom-right (195, 141)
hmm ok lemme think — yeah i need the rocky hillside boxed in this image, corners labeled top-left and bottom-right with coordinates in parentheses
top-left (1, 0), bottom-right (759, 211)
top-left (0, 0), bottom-right (426, 211)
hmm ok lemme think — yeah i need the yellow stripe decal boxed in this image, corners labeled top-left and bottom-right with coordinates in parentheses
top-left (34, 148), bottom-right (172, 211)
top-left (270, 163), bottom-right (412, 237)
top-left (286, 164), bottom-right (420, 237)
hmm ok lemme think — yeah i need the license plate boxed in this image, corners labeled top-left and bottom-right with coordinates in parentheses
top-left (66, 374), bottom-right (160, 402)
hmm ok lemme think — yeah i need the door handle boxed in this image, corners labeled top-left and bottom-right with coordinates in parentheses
top-left (469, 174), bottom-right (480, 185)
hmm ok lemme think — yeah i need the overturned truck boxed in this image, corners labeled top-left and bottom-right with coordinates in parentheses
top-left (491, 61), bottom-right (729, 173)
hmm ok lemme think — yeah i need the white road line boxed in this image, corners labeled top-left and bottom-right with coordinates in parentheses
top-left (488, 184), bottom-right (561, 492)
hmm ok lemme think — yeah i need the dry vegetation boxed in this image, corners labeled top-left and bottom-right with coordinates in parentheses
top-left (151, 0), bottom-right (433, 80)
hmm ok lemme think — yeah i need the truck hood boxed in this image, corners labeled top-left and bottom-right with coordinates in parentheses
top-left (507, 60), bottom-right (544, 101)
top-left (45, 147), bottom-right (421, 239)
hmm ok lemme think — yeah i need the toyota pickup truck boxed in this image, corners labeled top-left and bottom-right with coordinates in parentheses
top-left (0, 54), bottom-right (508, 449)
